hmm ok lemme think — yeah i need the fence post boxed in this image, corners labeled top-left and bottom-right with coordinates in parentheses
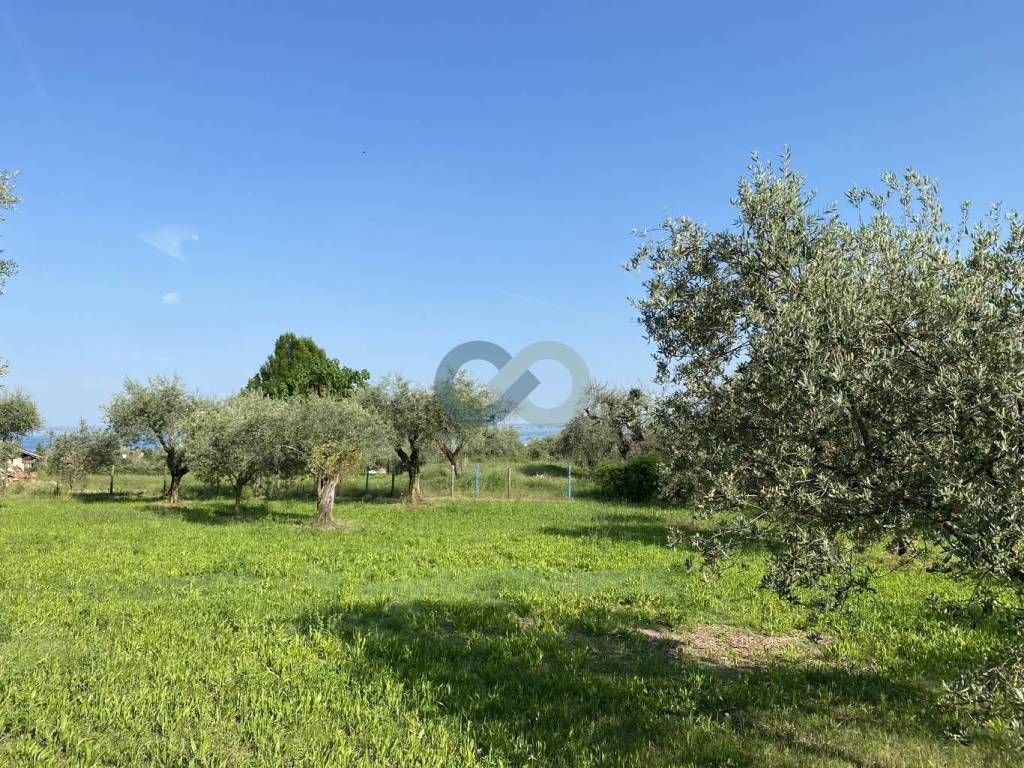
top-left (474, 463), bottom-right (480, 498)
top-left (450, 463), bottom-right (455, 498)
top-left (568, 463), bottom-right (573, 499)
top-left (507, 466), bottom-right (512, 499)
top-left (365, 465), bottom-right (370, 494)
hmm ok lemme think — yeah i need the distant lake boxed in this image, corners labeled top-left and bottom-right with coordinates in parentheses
top-left (512, 424), bottom-right (562, 443)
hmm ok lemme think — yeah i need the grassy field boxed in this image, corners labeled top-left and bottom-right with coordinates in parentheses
top-left (28, 461), bottom-right (592, 503)
top-left (0, 477), bottom-right (1019, 766)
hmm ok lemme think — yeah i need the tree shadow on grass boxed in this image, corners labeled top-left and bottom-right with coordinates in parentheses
top-left (296, 597), bottom-right (997, 767)
top-left (542, 512), bottom-right (669, 546)
top-left (69, 490), bottom-right (161, 504)
top-left (145, 501), bottom-right (311, 527)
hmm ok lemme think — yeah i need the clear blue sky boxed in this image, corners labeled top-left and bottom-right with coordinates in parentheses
top-left (2, 1), bottom-right (1023, 426)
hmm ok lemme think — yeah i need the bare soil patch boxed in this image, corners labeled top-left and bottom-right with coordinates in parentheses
top-left (638, 624), bottom-right (832, 668)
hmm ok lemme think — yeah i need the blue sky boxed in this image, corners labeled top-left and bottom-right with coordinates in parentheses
top-left (2, 1), bottom-right (1023, 426)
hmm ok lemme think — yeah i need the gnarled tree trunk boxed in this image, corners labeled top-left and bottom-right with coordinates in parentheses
top-left (164, 447), bottom-right (187, 503)
top-left (438, 442), bottom-right (462, 479)
top-left (317, 474), bottom-right (340, 526)
top-left (167, 472), bottom-right (186, 503)
top-left (396, 444), bottom-right (423, 503)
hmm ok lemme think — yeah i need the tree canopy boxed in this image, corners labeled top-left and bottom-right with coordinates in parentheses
top-left (187, 392), bottom-right (287, 514)
top-left (1, 169), bottom-right (20, 380)
top-left (0, 169), bottom-right (18, 299)
top-left (365, 376), bottom-right (441, 502)
top-left (247, 333), bottom-right (369, 399)
top-left (46, 422), bottom-right (119, 497)
top-left (281, 393), bottom-right (386, 525)
top-left (0, 391), bottom-right (41, 445)
top-left (105, 375), bottom-right (209, 502)
top-left (629, 155), bottom-right (1024, 726)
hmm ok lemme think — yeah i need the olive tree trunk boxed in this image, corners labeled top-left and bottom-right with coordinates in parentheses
top-left (317, 474), bottom-right (340, 526)
top-left (164, 447), bottom-right (187, 504)
top-left (167, 470), bottom-right (186, 503)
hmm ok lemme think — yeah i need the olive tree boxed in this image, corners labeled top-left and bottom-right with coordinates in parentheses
top-left (187, 392), bottom-right (286, 515)
top-left (0, 169), bottom-right (19, 298)
top-left (432, 372), bottom-right (496, 478)
top-left (629, 154), bottom-right (1024, 729)
top-left (578, 384), bottom-right (654, 459)
top-left (282, 394), bottom-right (386, 526)
top-left (0, 390), bottom-right (42, 466)
top-left (1, 170), bottom-right (21, 378)
top-left (105, 375), bottom-right (208, 503)
top-left (366, 376), bottom-right (441, 502)
top-left (476, 425), bottom-right (523, 460)
top-left (45, 422), bottom-right (117, 497)
top-left (555, 413), bottom-right (620, 468)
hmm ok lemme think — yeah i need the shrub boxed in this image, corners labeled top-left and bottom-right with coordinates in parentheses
top-left (592, 453), bottom-right (664, 503)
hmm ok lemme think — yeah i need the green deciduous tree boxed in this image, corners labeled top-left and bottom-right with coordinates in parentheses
top-left (247, 333), bottom-right (369, 399)
top-left (105, 375), bottom-right (208, 503)
top-left (629, 153), bottom-right (1024, 731)
top-left (187, 392), bottom-right (287, 515)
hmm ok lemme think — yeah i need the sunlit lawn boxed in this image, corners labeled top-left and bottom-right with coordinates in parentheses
top-left (0, 476), bottom-right (1017, 766)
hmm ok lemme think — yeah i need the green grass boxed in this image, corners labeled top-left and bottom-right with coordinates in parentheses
top-left (24, 460), bottom-right (592, 503)
top-left (0, 479), bottom-right (1018, 766)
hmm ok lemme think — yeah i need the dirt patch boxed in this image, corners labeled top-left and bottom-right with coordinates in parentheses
top-left (637, 624), bottom-right (831, 668)
top-left (302, 520), bottom-right (359, 533)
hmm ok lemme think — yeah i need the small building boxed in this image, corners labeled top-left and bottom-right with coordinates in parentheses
top-left (4, 448), bottom-right (42, 480)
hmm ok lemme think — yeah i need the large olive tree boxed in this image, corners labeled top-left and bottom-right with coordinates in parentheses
top-left (282, 394), bottom-right (386, 526)
top-left (105, 375), bottom-right (208, 503)
top-left (629, 155), bottom-right (1024, 729)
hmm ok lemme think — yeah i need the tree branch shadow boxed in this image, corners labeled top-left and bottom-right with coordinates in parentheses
top-left (295, 597), bottom-right (1001, 766)
top-left (541, 512), bottom-right (669, 546)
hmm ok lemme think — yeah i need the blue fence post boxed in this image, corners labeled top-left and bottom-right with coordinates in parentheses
top-left (568, 463), bottom-right (573, 499)
top-left (474, 463), bottom-right (481, 497)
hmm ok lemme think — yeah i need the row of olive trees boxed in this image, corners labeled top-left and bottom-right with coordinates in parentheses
top-left (97, 372), bottom-right (510, 525)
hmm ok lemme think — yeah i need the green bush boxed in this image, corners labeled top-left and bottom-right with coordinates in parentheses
top-left (592, 453), bottom-right (664, 503)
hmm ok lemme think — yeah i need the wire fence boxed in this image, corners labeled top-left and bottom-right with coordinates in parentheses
top-left (15, 461), bottom-right (594, 503)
